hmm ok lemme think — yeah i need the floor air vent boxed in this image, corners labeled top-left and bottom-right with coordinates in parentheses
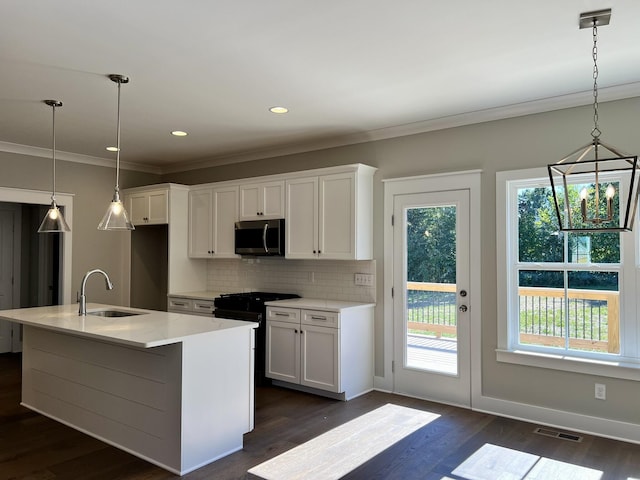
top-left (533, 427), bottom-right (583, 442)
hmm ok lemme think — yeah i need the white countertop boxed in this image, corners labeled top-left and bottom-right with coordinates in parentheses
top-left (264, 298), bottom-right (375, 312)
top-left (0, 303), bottom-right (257, 349)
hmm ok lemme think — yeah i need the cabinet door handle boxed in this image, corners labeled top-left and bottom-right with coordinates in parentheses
top-left (274, 312), bottom-right (289, 317)
top-left (310, 316), bottom-right (327, 321)
top-left (173, 302), bottom-right (186, 307)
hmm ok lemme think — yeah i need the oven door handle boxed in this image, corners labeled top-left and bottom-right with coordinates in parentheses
top-left (263, 223), bottom-right (269, 253)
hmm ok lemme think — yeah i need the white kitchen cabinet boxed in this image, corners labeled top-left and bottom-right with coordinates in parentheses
top-left (188, 185), bottom-right (239, 258)
top-left (300, 323), bottom-right (339, 392)
top-left (239, 180), bottom-right (284, 220)
top-left (265, 319), bottom-right (300, 384)
top-left (126, 189), bottom-right (168, 225)
top-left (265, 301), bottom-right (374, 400)
top-left (122, 184), bottom-right (206, 307)
top-left (285, 164), bottom-right (375, 260)
top-left (167, 295), bottom-right (214, 316)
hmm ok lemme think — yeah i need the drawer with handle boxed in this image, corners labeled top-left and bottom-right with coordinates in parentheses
top-left (266, 307), bottom-right (300, 324)
top-left (168, 297), bottom-right (193, 312)
top-left (193, 300), bottom-right (214, 315)
top-left (302, 309), bottom-right (339, 328)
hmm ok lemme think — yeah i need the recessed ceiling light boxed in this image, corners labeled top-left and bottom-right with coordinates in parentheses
top-left (171, 130), bottom-right (188, 137)
top-left (106, 146), bottom-right (119, 152)
top-left (269, 106), bottom-right (289, 114)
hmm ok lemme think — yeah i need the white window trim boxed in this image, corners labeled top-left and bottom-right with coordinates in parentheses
top-left (496, 168), bottom-right (640, 381)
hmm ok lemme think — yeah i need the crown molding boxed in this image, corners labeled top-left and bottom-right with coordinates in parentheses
top-left (163, 81), bottom-right (640, 174)
top-left (0, 141), bottom-right (162, 174)
top-left (4, 82), bottom-right (640, 176)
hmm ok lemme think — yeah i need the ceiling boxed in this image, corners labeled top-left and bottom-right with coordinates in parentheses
top-left (2, 1), bottom-right (640, 174)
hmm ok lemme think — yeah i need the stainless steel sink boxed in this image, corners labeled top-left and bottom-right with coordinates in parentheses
top-left (87, 310), bottom-right (141, 318)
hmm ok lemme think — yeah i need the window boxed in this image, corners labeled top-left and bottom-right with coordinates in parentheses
top-left (496, 168), bottom-right (640, 380)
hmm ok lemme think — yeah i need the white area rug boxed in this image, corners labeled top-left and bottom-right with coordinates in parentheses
top-left (248, 403), bottom-right (439, 480)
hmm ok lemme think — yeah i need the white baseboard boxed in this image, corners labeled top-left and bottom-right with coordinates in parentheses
top-left (372, 375), bottom-right (640, 444)
top-left (374, 375), bottom-right (392, 393)
top-left (473, 394), bottom-right (640, 445)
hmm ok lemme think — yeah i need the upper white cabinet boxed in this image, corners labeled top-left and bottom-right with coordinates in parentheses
top-left (122, 183), bottom-right (207, 303)
top-left (126, 189), bottom-right (168, 225)
top-left (189, 185), bottom-right (239, 258)
top-left (285, 165), bottom-right (376, 260)
top-left (239, 181), bottom-right (284, 220)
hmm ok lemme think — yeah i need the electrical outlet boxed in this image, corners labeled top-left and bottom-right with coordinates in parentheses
top-left (354, 273), bottom-right (374, 286)
top-left (595, 383), bottom-right (606, 400)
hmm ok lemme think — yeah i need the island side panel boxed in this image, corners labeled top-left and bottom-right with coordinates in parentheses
top-left (180, 324), bottom-right (256, 473)
top-left (21, 326), bottom-right (184, 474)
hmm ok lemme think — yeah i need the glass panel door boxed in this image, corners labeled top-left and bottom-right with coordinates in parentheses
top-left (393, 189), bottom-right (470, 406)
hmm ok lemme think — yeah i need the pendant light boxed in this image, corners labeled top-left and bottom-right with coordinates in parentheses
top-left (98, 74), bottom-right (135, 230)
top-left (38, 100), bottom-right (71, 233)
top-left (548, 9), bottom-right (640, 233)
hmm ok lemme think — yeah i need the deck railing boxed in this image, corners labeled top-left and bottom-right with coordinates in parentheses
top-left (406, 282), bottom-right (457, 337)
top-left (406, 282), bottom-right (619, 353)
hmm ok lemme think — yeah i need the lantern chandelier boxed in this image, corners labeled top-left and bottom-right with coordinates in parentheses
top-left (548, 9), bottom-right (639, 233)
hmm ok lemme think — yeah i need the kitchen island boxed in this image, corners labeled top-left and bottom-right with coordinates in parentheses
top-left (0, 303), bottom-right (257, 476)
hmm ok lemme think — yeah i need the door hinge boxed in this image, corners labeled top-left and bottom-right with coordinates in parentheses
top-left (391, 360), bottom-right (395, 373)
top-left (391, 214), bottom-right (394, 226)
top-left (391, 287), bottom-right (394, 298)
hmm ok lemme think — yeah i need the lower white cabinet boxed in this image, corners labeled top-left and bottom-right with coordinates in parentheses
top-left (167, 296), bottom-right (214, 316)
top-left (265, 302), bottom-right (373, 400)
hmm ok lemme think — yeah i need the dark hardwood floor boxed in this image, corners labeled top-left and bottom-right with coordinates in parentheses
top-left (2, 352), bottom-right (639, 479)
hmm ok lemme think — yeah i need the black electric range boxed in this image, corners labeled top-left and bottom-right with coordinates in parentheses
top-left (213, 291), bottom-right (299, 385)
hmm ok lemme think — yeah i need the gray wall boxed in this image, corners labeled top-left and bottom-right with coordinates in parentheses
top-left (0, 151), bottom-right (161, 305)
top-left (163, 96), bottom-right (640, 426)
top-left (3, 96), bottom-right (639, 427)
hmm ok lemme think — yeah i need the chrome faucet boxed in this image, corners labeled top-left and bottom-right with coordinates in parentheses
top-left (78, 269), bottom-right (114, 315)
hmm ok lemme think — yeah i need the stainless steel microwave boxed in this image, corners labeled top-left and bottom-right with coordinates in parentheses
top-left (234, 219), bottom-right (285, 256)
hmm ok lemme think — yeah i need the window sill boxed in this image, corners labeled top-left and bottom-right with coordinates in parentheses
top-left (496, 348), bottom-right (640, 381)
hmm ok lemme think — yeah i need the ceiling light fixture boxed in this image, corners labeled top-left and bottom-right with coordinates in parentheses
top-left (38, 99), bottom-right (71, 233)
top-left (171, 130), bottom-right (188, 137)
top-left (98, 74), bottom-right (135, 231)
top-left (548, 9), bottom-right (639, 233)
top-left (269, 106), bottom-right (289, 114)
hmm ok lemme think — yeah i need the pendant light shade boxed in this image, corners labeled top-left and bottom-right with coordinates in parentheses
top-left (548, 10), bottom-right (640, 233)
top-left (98, 74), bottom-right (135, 231)
top-left (39, 100), bottom-right (71, 233)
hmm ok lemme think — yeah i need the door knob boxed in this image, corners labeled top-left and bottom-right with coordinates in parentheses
top-left (459, 305), bottom-right (468, 312)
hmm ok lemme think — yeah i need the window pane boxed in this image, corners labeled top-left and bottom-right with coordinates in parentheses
top-left (518, 270), bottom-right (565, 350)
top-left (517, 270), bottom-right (620, 354)
top-left (517, 187), bottom-right (564, 263)
top-left (567, 271), bottom-right (619, 354)
top-left (567, 232), bottom-right (620, 264)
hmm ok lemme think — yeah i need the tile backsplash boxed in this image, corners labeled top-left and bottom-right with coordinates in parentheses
top-left (206, 258), bottom-right (376, 303)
